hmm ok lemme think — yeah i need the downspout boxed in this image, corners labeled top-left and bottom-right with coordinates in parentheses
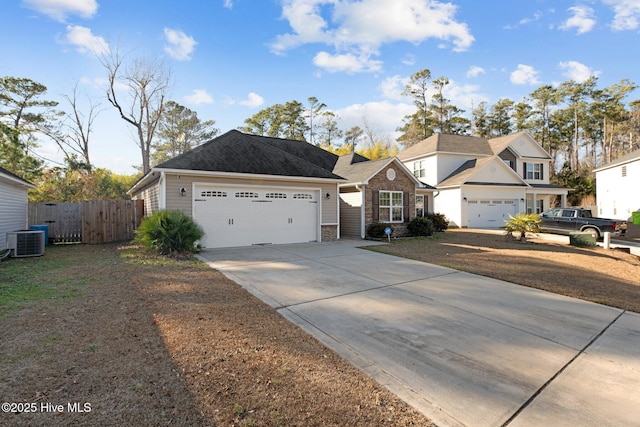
top-left (356, 184), bottom-right (365, 239)
top-left (159, 171), bottom-right (166, 210)
top-left (432, 190), bottom-right (440, 214)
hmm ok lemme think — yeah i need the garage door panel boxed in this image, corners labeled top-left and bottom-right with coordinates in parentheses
top-left (193, 185), bottom-right (319, 248)
top-left (467, 199), bottom-right (518, 228)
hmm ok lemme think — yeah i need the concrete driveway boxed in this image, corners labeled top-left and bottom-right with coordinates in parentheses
top-left (199, 240), bottom-right (640, 427)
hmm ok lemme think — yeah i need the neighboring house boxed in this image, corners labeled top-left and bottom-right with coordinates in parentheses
top-left (128, 130), bottom-right (434, 248)
top-left (0, 167), bottom-right (36, 249)
top-left (398, 132), bottom-right (569, 228)
top-left (335, 153), bottom-right (434, 238)
top-left (594, 148), bottom-right (640, 221)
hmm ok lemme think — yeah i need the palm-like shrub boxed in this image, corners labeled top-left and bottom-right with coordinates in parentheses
top-left (503, 213), bottom-right (541, 242)
top-left (135, 210), bottom-right (204, 254)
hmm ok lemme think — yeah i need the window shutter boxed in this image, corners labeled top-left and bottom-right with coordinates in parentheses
top-left (523, 162), bottom-right (527, 179)
top-left (403, 192), bottom-right (410, 222)
top-left (372, 190), bottom-right (379, 222)
top-left (540, 163), bottom-right (544, 180)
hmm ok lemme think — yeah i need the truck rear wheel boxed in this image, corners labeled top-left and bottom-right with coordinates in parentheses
top-left (582, 227), bottom-right (600, 240)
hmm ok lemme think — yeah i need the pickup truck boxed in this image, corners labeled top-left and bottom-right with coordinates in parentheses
top-left (539, 208), bottom-right (626, 239)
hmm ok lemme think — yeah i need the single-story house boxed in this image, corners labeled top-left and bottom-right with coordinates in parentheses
top-left (397, 132), bottom-right (569, 228)
top-left (594, 148), bottom-right (640, 221)
top-left (128, 130), bottom-right (434, 248)
top-left (0, 167), bottom-right (36, 249)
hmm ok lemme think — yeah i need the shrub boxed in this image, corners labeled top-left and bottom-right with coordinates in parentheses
top-left (366, 222), bottom-right (393, 238)
top-left (503, 213), bottom-right (541, 242)
top-left (135, 210), bottom-right (204, 254)
top-left (408, 217), bottom-right (435, 236)
top-left (426, 212), bottom-right (449, 232)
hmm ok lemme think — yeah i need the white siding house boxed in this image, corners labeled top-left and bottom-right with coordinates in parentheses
top-left (398, 132), bottom-right (569, 228)
top-left (0, 167), bottom-right (35, 249)
top-left (594, 149), bottom-right (640, 221)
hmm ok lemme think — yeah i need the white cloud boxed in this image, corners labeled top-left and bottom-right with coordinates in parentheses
top-left (510, 64), bottom-right (541, 85)
top-left (519, 11), bottom-right (544, 25)
top-left (184, 89), bottom-right (214, 105)
top-left (336, 101), bottom-right (415, 139)
top-left (466, 65), bottom-right (485, 78)
top-left (238, 92), bottom-right (265, 108)
top-left (223, 0), bottom-right (233, 9)
top-left (560, 5), bottom-right (596, 34)
top-left (401, 54), bottom-right (416, 66)
top-left (312, 51), bottom-right (382, 73)
top-left (379, 75), bottom-right (409, 101)
top-left (271, 0), bottom-right (474, 73)
top-left (23, 0), bottom-right (98, 22)
top-left (163, 28), bottom-right (197, 61)
top-left (603, 0), bottom-right (640, 30)
top-left (61, 25), bottom-right (110, 56)
top-left (558, 60), bottom-right (601, 82)
top-left (444, 81), bottom-right (487, 111)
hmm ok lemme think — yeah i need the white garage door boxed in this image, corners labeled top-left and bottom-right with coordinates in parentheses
top-left (467, 199), bottom-right (518, 228)
top-left (193, 185), bottom-right (319, 248)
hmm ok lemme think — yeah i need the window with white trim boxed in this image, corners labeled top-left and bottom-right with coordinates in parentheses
top-left (525, 163), bottom-right (543, 180)
top-left (413, 160), bottom-right (425, 178)
top-left (379, 191), bottom-right (403, 223)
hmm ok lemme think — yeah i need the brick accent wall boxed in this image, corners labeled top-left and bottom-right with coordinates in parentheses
top-left (321, 224), bottom-right (338, 241)
top-left (365, 163), bottom-right (416, 237)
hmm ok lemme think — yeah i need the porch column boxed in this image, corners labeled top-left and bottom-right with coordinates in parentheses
top-left (531, 192), bottom-right (538, 213)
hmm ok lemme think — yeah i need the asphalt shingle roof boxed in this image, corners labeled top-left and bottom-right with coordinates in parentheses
top-left (397, 133), bottom-right (493, 160)
top-left (332, 155), bottom-right (392, 183)
top-left (0, 166), bottom-right (34, 186)
top-left (157, 130), bottom-right (344, 180)
top-left (594, 148), bottom-right (640, 171)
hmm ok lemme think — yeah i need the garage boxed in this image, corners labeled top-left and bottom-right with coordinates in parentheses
top-left (193, 184), bottom-right (319, 248)
top-left (467, 199), bottom-right (518, 228)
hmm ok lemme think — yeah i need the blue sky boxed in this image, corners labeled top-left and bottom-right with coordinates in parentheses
top-left (2, 0), bottom-right (639, 174)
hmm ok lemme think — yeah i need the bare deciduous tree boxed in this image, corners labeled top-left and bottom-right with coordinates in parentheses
top-left (101, 49), bottom-right (171, 174)
top-left (58, 81), bottom-right (103, 169)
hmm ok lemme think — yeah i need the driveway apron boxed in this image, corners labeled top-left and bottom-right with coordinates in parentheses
top-left (199, 241), bottom-right (640, 427)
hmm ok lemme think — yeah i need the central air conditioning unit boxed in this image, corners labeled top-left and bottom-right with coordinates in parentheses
top-left (7, 230), bottom-right (45, 258)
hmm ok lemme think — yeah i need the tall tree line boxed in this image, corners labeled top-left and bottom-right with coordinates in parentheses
top-left (398, 69), bottom-right (638, 172)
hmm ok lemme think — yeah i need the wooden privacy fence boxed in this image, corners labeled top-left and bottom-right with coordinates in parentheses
top-left (28, 200), bottom-right (145, 244)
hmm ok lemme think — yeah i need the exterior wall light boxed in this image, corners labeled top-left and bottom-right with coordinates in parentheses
top-left (180, 187), bottom-right (187, 197)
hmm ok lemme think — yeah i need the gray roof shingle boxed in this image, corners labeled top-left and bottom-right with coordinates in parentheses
top-left (397, 133), bottom-right (493, 160)
top-left (157, 130), bottom-right (344, 180)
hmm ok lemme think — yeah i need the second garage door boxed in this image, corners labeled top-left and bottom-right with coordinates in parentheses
top-left (467, 199), bottom-right (518, 228)
top-left (193, 185), bottom-right (319, 248)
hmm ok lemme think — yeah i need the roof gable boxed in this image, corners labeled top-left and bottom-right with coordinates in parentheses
top-left (439, 156), bottom-right (528, 188)
top-left (490, 132), bottom-right (550, 159)
top-left (156, 130), bottom-right (343, 180)
top-left (334, 155), bottom-right (427, 187)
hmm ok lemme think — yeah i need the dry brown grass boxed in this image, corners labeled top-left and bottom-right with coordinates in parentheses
top-left (373, 227), bottom-right (640, 313)
top-left (0, 244), bottom-right (431, 427)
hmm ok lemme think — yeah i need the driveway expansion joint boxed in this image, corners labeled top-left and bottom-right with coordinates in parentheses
top-left (500, 309), bottom-right (627, 426)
